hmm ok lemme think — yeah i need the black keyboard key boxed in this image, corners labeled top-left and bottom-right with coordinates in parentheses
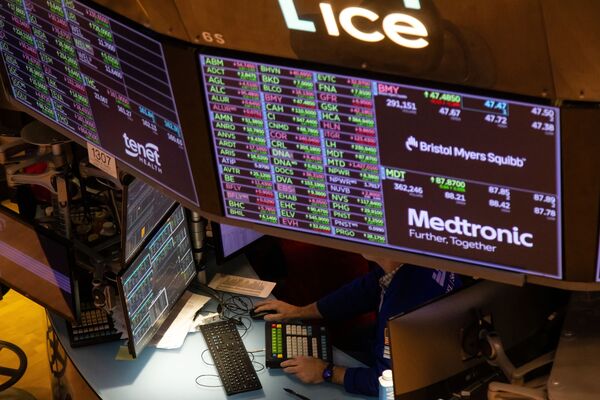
top-left (66, 303), bottom-right (121, 347)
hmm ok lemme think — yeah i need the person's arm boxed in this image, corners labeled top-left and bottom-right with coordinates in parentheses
top-left (255, 266), bottom-right (382, 321)
top-left (253, 300), bottom-right (322, 322)
top-left (279, 357), bottom-right (379, 396)
top-left (316, 267), bottom-right (382, 321)
top-left (342, 366), bottom-right (380, 396)
top-left (280, 356), bottom-right (346, 385)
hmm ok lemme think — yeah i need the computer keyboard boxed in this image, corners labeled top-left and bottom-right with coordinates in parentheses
top-left (266, 322), bottom-right (332, 368)
top-left (199, 320), bottom-right (262, 395)
top-left (66, 304), bottom-right (121, 347)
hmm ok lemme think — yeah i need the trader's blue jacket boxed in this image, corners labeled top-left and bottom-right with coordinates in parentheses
top-left (316, 264), bottom-right (460, 396)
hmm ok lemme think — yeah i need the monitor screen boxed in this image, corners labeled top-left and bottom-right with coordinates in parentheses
top-left (213, 222), bottom-right (263, 262)
top-left (0, 0), bottom-right (197, 204)
top-left (123, 178), bottom-right (175, 263)
top-left (0, 207), bottom-right (77, 320)
top-left (200, 53), bottom-right (562, 279)
top-left (119, 204), bottom-right (196, 357)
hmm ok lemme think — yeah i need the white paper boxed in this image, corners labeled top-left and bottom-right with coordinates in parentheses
top-left (153, 292), bottom-right (211, 349)
top-left (208, 273), bottom-right (275, 298)
top-left (87, 143), bottom-right (118, 179)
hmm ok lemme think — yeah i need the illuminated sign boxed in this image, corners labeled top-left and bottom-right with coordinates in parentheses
top-left (277, 0), bottom-right (429, 49)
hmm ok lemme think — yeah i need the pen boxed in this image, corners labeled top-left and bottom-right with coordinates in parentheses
top-left (284, 387), bottom-right (311, 400)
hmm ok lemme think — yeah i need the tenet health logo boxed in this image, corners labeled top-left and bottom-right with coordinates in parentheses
top-left (122, 133), bottom-right (163, 173)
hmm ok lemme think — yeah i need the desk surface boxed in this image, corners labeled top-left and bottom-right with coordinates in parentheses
top-left (50, 256), bottom-right (372, 400)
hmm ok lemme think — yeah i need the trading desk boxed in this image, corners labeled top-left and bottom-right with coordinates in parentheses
top-left (47, 255), bottom-right (370, 400)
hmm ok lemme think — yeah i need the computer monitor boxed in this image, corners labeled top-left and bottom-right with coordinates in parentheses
top-left (387, 280), bottom-right (562, 400)
top-left (596, 227), bottom-right (600, 282)
top-left (122, 177), bottom-right (175, 264)
top-left (212, 222), bottom-right (263, 263)
top-left (0, 206), bottom-right (79, 321)
top-left (199, 51), bottom-right (562, 280)
top-left (118, 204), bottom-right (196, 358)
top-left (0, 0), bottom-right (198, 205)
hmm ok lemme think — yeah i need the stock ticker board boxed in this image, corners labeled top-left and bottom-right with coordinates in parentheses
top-left (200, 54), bottom-right (562, 278)
top-left (0, 0), bottom-right (197, 204)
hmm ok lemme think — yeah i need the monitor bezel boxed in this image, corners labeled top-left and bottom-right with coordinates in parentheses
top-left (117, 204), bottom-right (195, 358)
top-left (119, 174), bottom-right (177, 267)
top-left (195, 46), bottom-right (564, 281)
top-left (596, 204), bottom-right (600, 283)
top-left (0, 205), bottom-right (80, 322)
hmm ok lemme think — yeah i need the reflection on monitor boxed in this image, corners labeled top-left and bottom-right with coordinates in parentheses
top-left (200, 53), bottom-right (562, 279)
top-left (596, 229), bottom-right (600, 282)
top-left (123, 178), bottom-right (175, 263)
top-left (0, 0), bottom-right (198, 204)
top-left (119, 205), bottom-right (196, 357)
top-left (0, 207), bottom-right (77, 320)
top-left (213, 222), bottom-right (263, 262)
top-left (387, 281), bottom-right (560, 400)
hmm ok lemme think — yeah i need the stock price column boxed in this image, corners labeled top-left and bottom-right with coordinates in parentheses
top-left (201, 56), bottom-right (278, 224)
top-left (257, 65), bottom-right (333, 234)
top-left (30, 0), bottom-right (99, 142)
top-left (0, 0), bottom-right (99, 142)
top-left (64, 1), bottom-right (186, 171)
top-left (315, 73), bottom-right (387, 244)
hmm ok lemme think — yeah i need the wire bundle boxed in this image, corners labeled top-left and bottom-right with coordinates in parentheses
top-left (190, 282), bottom-right (266, 388)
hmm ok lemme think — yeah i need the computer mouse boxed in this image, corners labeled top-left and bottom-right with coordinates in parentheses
top-left (250, 308), bottom-right (277, 320)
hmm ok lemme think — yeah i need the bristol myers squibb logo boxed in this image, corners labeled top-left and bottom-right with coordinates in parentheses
top-left (405, 136), bottom-right (418, 151)
top-left (122, 133), bottom-right (162, 172)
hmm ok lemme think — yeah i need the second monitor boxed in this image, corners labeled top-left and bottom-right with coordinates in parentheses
top-left (211, 222), bottom-right (263, 263)
top-left (122, 177), bottom-right (176, 264)
top-left (118, 204), bottom-right (196, 357)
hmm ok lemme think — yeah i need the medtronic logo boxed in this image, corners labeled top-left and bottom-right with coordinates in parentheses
top-left (122, 133), bottom-right (162, 172)
top-left (277, 0), bottom-right (429, 49)
top-left (408, 208), bottom-right (534, 248)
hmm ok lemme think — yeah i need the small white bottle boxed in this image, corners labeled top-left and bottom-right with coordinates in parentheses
top-left (379, 369), bottom-right (394, 400)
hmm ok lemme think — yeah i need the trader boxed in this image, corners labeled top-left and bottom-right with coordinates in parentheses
top-left (254, 256), bottom-right (460, 396)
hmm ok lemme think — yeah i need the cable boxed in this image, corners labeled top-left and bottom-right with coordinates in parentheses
top-left (108, 189), bottom-right (121, 230)
top-left (194, 374), bottom-right (223, 388)
top-left (201, 349), bottom-right (214, 366)
top-left (248, 349), bottom-right (265, 372)
top-left (189, 282), bottom-right (256, 337)
top-left (252, 360), bottom-right (265, 373)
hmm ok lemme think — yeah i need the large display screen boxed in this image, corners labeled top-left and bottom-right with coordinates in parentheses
top-left (0, 0), bottom-right (197, 204)
top-left (200, 54), bottom-right (562, 278)
top-left (124, 178), bottom-right (175, 263)
top-left (0, 207), bottom-right (76, 320)
top-left (120, 205), bottom-right (195, 357)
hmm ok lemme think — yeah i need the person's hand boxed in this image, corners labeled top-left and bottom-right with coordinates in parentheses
top-left (281, 356), bottom-right (328, 384)
top-left (253, 299), bottom-right (303, 321)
